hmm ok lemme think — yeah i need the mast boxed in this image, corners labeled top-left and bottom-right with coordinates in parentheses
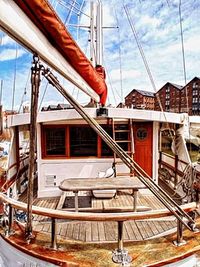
top-left (88, 1), bottom-right (106, 106)
top-left (25, 55), bottom-right (40, 240)
top-left (90, 1), bottom-right (103, 67)
top-left (90, 1), bottom-right (96, 66)
top-left (96, 1), bottom-right (103, 66)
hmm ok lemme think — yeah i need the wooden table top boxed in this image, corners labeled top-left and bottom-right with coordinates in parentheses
top-left (59, 176), bottom-right (146, 191)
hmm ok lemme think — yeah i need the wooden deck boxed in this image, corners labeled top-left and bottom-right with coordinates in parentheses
top-left (19, 189), bottom-right (177, 243)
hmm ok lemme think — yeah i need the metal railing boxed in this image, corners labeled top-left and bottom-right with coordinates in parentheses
top-left (0, 192), bottom-right (197, 265)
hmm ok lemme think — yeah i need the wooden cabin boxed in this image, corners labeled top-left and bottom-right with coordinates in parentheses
top-left (7, 107), bottom-right (189, 198)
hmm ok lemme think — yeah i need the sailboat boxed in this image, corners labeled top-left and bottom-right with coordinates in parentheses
top-left (0, 0), bottom-right (200, 266)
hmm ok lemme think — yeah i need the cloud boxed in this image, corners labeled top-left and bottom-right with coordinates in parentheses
top-left (0, 0), bottom-right (200, 107)
top-left (1, 35), bottom-right (16, 46)
top-left (110, 69), bottom-right (141, 82)
top-left (0, 48), bottom-right (26, 61)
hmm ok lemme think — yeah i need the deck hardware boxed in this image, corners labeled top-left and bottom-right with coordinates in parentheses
top-left (173, 218), bottom-right (186, 246)
top-left (96, 107), bottom-right (108, 117)
top-left (112, 221), bottom-right (132, 266)
top-left (51, 218), bottom-right (57, 249)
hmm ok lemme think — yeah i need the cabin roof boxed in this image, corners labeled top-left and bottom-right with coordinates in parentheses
top-left (7, 108), bottom-right (193, 127)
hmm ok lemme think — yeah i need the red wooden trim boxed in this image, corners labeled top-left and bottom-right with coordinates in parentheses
top-left (15, 126), bottom-right (20, 169)
top-left (41, 123), bottom-right (45, 158)
top-left (41, 124), bottom-right (68, 158)
top-left (66, 126), bottom-right (70, 157)
top-left (41, 123), bottom-right (116, 160)
top-left (146, 250), bottom-right (198, 267)
top-left (0, 230), bottom-right (68, 266)
top-left (97, 135), bottom-right (101, 158)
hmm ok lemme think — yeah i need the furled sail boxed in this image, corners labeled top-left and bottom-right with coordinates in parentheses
top-left (0, 0), bottom-right (108, 105)
top-left (14, 0), bottom-right (107, 105)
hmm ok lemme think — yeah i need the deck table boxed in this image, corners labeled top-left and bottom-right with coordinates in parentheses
top-left (59, 176), bottom-right (146, 212)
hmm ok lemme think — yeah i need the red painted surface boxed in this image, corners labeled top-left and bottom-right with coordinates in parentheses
top-left (133, 122), bottom-right (153, 177)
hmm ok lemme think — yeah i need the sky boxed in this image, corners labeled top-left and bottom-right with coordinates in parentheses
top-left (0, 0), bottom-right (200, 110)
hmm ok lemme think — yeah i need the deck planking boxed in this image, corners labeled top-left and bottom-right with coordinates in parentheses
top-left (19, 189), bottom-right (179, 243)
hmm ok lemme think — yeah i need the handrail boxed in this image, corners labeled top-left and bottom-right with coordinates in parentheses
top-left (160, 158), bottom-right (200, 179)
top-left (6, 154), bottom-right (29, 173)
top-left (0, 193), bottom-right (197, 222)
top-left (1, 164), bottom-right (29, 193)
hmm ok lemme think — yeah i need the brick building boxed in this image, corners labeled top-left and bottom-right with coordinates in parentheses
top-left (154, 82), bottom-right (183, 113)
top-left (180, 77), bottom-right (200, 115)
top-left (125, 89), bottom-right (155, 110)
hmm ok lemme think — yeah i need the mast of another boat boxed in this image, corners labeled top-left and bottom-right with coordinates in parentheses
top-left (90, 1), bottom-right (103, 66)
top-left (89, 1), bottom-right (104, 106)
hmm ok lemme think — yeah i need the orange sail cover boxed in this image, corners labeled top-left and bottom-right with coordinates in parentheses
top-left (15, 0), bottom-right (107, 105)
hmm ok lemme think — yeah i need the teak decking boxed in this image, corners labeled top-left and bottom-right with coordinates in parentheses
top-left (19, 190), bottom-right (178, 243)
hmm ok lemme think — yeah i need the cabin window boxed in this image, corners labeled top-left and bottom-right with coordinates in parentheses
top-left (45, 127), bottom-right (66, 156)
top-left (136, 128), bottom-right (147, 141)
top-left (70, 126), bottom-right (97, 157)
top-left (42, 123), bottom-right (129, 158)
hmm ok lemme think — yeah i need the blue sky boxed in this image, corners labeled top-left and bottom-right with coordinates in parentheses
top-left (0, 0), bottom-right (200, 110)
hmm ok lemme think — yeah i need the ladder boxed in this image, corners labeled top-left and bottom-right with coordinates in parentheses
top-left (42, 67), bottom-right (195, 232)
top-left (112, 119), bottom-right (134, 176)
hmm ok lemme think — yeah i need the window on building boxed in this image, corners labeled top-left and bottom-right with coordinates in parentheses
top-left (192, 105), bottom-right (198, 111)
top-left (193, 97), bottom-right (198, 103)
top-left (193, 82), bottom-right (198, 88)
top-left (193, 90), bottom-right (198, 95)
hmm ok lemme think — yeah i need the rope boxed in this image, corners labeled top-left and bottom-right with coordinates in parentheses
top-left (123, 5), bottom-right (177, 148)
top-left (18, 69), bottom-right (31, 113)
top-left (38, 81), bottom-right (49, 111)
top-left (103, 62), bottom-right (118, 106)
